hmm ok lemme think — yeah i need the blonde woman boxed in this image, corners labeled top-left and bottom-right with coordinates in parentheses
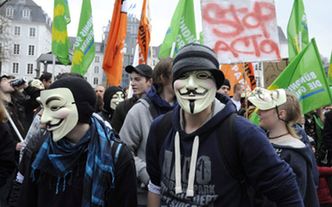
top-left (0, 93), bottom-right (16, 206)
top-left (249, 87), bottom-right (319, 207)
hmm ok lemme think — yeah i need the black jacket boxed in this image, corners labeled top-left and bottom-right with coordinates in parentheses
top-left (0, 122), bottom-right (16, 187)
top-left (111, 96), bottom-right (139, 133)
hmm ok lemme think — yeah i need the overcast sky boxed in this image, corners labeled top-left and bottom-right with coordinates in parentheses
top-left (33, 0), bottom-right (332, 58)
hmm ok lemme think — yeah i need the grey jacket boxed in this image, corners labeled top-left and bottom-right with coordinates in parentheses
top-left (120, 98), bottom-right (153, 185)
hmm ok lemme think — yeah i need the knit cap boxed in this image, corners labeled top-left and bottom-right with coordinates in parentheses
top-left (172, 43), bottom-right (224, 89)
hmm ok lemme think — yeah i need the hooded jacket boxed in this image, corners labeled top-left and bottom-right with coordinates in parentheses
top-left (146, 98), bottom-right (304, 206)
top-left (271, 138), bottom-right (319, 207)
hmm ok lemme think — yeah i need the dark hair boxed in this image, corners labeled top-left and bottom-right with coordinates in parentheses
top-left (39, 72), bottom-right (52, 81)
top-left (153, 58), bottom-right (173, 94)
top-left (55, 72), bottom-right (84, 80)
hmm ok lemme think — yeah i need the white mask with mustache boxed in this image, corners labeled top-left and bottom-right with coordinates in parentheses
top-left (174, 71), bottom-right (216, 114)
top-left (39, 88), bottom-right (79, 142)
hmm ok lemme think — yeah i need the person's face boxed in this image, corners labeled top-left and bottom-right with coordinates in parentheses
top-left (110, 91), bottom-right (125, 110)
top-left (130, 72), bottom-right (151, 96)
top-left (218, 85), bottom-right (230, 96)
top-left (95, 86), bottom-right (105, 98)
top-left (0, 78), bottom-right (15, 93)
top-left (42, 79), bottom-right (52, 89)
top-left (39, 88), bottom-right (78, 142)
top-left (174, 70), bottom-right (216, 114)
top-left (257, 108), bottom-right (279, 130)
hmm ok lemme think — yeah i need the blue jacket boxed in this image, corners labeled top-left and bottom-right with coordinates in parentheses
top-left (146, 98), bottom-right (304, 206)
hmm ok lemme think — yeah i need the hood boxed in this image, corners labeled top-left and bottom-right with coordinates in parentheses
top-left (172, 94), bottom-right (236, 136)
top-left (146, 85), bottom-right (176, 113)
top-left (171, 95), bottom-right (236, 197)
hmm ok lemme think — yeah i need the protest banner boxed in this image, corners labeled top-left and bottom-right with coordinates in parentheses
top-left (201, 0), bottom-right (281, 64)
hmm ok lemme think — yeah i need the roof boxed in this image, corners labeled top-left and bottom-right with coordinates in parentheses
top-left (0, 0), bottom-right (51, 26)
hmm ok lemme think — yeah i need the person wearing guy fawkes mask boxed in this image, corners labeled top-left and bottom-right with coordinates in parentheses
top-left (99, 86), bottom-right (125, 123)
top-left (18, 77), bottom-right (137, 207)
top-left (146, 43), bottom-right (304, 207)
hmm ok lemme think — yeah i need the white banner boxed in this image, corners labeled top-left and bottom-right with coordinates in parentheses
top-left (201, 0), bottom-right (281, 64)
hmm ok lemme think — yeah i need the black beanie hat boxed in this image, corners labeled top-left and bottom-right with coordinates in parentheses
top-left (223, 79), bottom-right (231, 89)
top-left (172, 43), bottom-right (225, 89)
top-left (48, 77), bottom-right (96, 124)
top-left (103, 86), bottom-right (123, 113)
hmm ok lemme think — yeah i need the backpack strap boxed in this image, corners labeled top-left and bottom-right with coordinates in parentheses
top-left (141, 95), bottom-right (159, 119)
top-left (217, 113), bottom-right (245, 183)
top-left (153, 111), bottom-right (173, 153)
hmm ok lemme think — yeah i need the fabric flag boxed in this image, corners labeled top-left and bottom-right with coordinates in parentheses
top-left (158, 0), bottom-right (196, 58)
top-left (71, 0), bottom-right (95, 75)
top-left (137, 0), bottom-right (151, 64)
top-left (328, 51), bottom-right (332, 84)
top-left (102, 0), bottom-right (128, 86)
top-left (52, 0), bottom-right (71, 65)
top-left (287, 0), bottom-right (309, 61)
top-left (250, 39), bottom-right (332, 124)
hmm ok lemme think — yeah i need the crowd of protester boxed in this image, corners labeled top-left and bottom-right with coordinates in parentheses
top-left (0, 43), bottom-right (332, 207)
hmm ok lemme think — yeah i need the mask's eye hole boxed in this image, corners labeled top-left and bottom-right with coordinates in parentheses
top-left (196, 72), bottom-right (211, 80)
top-left (178, 73), bottom-right (190, 80)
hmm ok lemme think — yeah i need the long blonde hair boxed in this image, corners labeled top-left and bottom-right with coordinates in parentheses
top-left (278, 91), bottom-right (302, 138)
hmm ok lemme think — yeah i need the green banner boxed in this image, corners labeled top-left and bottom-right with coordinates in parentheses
top-left (250, 39), bottom-right (332, 124)
top-left (287, 0), bottom-right (309, 62)
top-left (52, 0), bottom-right (71, 65)
top-left (158, 0), bottom-right (196, 58)
top-left (71, 0), bottom-right (95, 75)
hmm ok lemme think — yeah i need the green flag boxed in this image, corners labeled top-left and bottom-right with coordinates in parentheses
top-left (250, 39), bottom-right (332, 124)
top-left (71, 0), bottom-right (95, 75)
top-left (158, 0), bottom-right (196, 58)
top-left (52, 0), bottom-right (71, 65)
top-left (287, 0), bottom-right (309, 61)
top-left (328, 51), bottom-right (332, 84)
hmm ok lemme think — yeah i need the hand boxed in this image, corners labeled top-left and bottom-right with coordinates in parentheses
top-left (16, 142), bottom-right (26, 151)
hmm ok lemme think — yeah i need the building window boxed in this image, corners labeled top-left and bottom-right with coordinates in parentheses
top-left (6, 7), bottom-right (14, 17)
top-left (14, 44), bottom-right (20, 55)
top-left (12, 63), bottom-right (19, 73)
top-left (22, 8), bottom-right (30, 19)
top-left (29, 28), bottom-right (36, 37)
top-left (93, 77), bottom-right (98, 85)
top-left (0, 43), bottom-right (2, 54)
top-left (14, 26), bottom-right (20, 35)
top-left (0, 25), bottom-right (3, 34)
top-left (94, 66), bottom-right (99, 73)
top-left (95, 56), bottom-right (100, 63)
top-left (28, 45), bottom-right (35, 55)
top-left (27, 64), bottom-right (33, 74)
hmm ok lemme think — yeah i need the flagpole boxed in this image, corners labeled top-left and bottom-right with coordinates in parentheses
top-left (4, 108), bottom-right (24, 142)
top-left (52, 54), bottom-right (56, 81)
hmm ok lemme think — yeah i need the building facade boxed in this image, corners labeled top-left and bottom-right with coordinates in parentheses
top-left (0, 0), bottom-right (52, 80)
